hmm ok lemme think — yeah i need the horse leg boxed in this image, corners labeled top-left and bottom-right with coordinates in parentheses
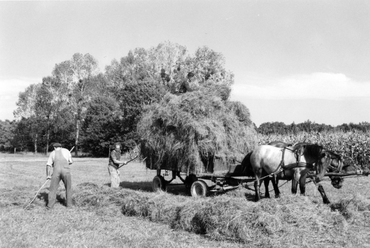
top-left (254, 179), bottom-right (261, 201)
top-left (271, 175), bottom-right (280, 198)
top-left (317, 183), bottom-right (330, 204)
top-left (264, 177), bottom-right (270, 198)
top-left (291, 169), bottom-right (300, 195)
top-left (298, 169), bottom-right (309, 195)
top-left (254, 168), bottom-right (262, 202)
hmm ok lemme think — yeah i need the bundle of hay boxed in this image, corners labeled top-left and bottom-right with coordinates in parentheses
top-left (71, 182), bottom-right (369, 246)
top-left (137, 89), bottom-right (257, 175)
top-left (331, 193), bottom-right (370, 224)
top-left (119, 192), bottom-right (349, 246)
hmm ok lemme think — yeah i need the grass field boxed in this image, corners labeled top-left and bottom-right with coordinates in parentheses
top-left (1, 153), bottom-right (370, 247)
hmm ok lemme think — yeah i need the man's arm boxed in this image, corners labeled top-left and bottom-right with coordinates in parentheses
top-left (46, 165), bottom-right (52, 179)
top-left (67, 150), bottom-right (73, 164)
top-left (46, 152), bottom-right (54, 179)
top-left (110, 151), bottom-right (126, 166)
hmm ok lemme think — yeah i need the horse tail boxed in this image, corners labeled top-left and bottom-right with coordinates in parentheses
top-left (241, 151), bottom-right (255, 177)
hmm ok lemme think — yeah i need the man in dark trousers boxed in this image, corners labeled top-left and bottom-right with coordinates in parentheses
top-left (46, 142), bottom-right (73, 209)
top-left (108, 142), bottom-right (127, 188)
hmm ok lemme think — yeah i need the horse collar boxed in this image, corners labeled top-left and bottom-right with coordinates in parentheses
top-left (280, 147), bottom-right (304, 170)
top-left (279, 147), bottom-right (286, 169)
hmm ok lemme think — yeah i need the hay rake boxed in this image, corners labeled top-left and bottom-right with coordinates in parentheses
top-left (24, 146), bottom-right (75, 210)
top-left (24, 179), bottom-right (50, 210)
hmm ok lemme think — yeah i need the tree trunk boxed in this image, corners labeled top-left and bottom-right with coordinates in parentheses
top-left (75, 117), bottom-right (80, 157)
top-left (34, 133), bottom-right (38, 154)
top-left (45, 129), bottom-right (50, 155)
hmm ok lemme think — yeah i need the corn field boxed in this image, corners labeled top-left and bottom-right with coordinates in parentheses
top-left (258, 131), bottom-right (370, 170)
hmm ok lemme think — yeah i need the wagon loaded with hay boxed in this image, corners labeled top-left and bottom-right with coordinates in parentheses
top-left (137, 90), bottom-right (257, 196)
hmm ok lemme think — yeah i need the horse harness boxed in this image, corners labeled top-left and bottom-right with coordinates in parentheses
top-left (324, 151), bottom-right (344, 174)
top-left (279, 147), bottom-right (344, 177)
top-left (276, 146), bottom-right (315, 176)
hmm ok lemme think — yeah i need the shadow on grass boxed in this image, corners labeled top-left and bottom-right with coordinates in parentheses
top-left (102, 181), bottom-right (259, 200)
top-left (102, 181), bottom-right (190, 196)
top-left (37, 189), bottom-right (69, 207)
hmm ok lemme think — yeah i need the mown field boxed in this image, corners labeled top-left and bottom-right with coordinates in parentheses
top-left (1, 152), bottom-right (370, 248)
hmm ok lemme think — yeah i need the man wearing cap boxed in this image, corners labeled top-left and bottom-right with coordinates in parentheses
top-left (108, 142), bottom-right (127, 188)
top-left (46, 142), bottom-right (73, 209)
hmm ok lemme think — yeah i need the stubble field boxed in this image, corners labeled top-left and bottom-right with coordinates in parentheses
top-left (1, 153), bottom-right (370, 248)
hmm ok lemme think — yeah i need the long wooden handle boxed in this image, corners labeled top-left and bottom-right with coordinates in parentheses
top-left (24, 179), bottom-right (50, 209)
top-left (118, 155), bottom-right (139, 169)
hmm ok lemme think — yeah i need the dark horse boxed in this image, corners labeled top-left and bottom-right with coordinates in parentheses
top-left (267, 141), bottom-right (316, 196)
top-left (244, 143), bottom-right (344, 204)
top-left (267, 141), bottom-right (345, 203)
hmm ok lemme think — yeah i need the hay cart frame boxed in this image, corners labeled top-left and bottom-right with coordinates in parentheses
top-left (146, 155), bottom-right (256, 197)
top-left (146, 155), bottom-right (370, 197)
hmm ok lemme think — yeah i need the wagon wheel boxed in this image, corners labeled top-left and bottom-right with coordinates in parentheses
top-left (190, 180), bottom-right (208, 197)
top-left (152, 175), bottom-right (166, 192)
top-left (184, 174), bottom-right (197, 194)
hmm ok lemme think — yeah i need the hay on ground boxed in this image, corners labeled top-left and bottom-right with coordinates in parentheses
top-left (69, 183), bottom-right (370, 246)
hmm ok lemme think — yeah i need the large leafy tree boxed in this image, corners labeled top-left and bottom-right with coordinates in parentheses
top-left (14, 84), bottom-right (44, 153)
top-left (36, 76), bottom-right (71, 153)
top-left (13, 78), bottom-right (73, 153)
top-left (52, 53), bottom-right (100, 155)
top-left (10, 42), bottom-right (254, 157)
top-left (81, 96), bottom-right (120, 156)
top-left (103, 42), bottom-right (237, 153)
top-left (0, 120), bottom-right (16, 151)
top-left (133, 43), bottom-right (256, 172)
top-left (81, 78), bottom-right (167, 156)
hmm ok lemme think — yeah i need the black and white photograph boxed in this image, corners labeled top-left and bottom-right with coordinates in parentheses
top-left (1, 1), bottom-right (370, 247)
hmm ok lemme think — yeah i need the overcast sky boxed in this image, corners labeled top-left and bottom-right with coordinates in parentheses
top-left (1, 0), bottom-right (370, 126)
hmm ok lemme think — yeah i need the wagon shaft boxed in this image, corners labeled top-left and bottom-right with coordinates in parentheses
top-left (324, 170), bottom-right (370, 177)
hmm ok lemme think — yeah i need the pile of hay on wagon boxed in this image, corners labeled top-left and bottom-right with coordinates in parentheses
top-left (137, 85), bottom-right (257, 176)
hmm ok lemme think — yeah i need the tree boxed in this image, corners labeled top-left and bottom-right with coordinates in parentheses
top-left (81, 96), bottom-right (120, 156)
top-left (105, 42), bottom-right (234, 96)
top-left (0, 120), bottom-right (16, 151)
top-left (81, 78), bottom-right (167, 155)
top-left (14, 84), bottom-right (43, 153)
top-left (36, 77), bottom-right (71, 153)
top-left (114, 79), bottom-right (167, 145)
top-left (52, 53), bottom-right (100, 156)
top-left (103, 42), bottom-right (236, 152)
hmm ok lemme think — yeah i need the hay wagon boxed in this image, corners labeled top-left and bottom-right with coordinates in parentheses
top-left (145, 154), bottom-right (254, 197)
top-left (145, 152), bottom-right (370, 197)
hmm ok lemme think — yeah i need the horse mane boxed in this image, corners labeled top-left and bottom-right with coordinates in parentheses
top-left (293, 143), bottom-right (324, 157)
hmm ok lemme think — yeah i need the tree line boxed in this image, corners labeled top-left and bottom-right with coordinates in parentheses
top-left (1, 42), bottom-right (237, 156)
top-left (257, 120), bottom-right (370, 135)
top-left (1, 42), bottom-right (369, 156)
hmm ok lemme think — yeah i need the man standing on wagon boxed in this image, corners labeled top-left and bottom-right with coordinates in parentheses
top-left (108, 142), bottom-right (127, 188)
top-left (46, 142), bottom-right (73, 209)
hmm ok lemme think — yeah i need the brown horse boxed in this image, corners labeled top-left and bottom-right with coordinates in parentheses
top-left (248, 143), bottom-right (344, 204)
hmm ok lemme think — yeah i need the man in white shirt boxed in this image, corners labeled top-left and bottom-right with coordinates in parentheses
top-left (46, 142), bottom-right (73, 209)
top-left (108, 143), bottom-right (127, 188)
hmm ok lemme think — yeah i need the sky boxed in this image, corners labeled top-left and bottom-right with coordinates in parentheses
top-left (1, 0), bottom-right (370, 126)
